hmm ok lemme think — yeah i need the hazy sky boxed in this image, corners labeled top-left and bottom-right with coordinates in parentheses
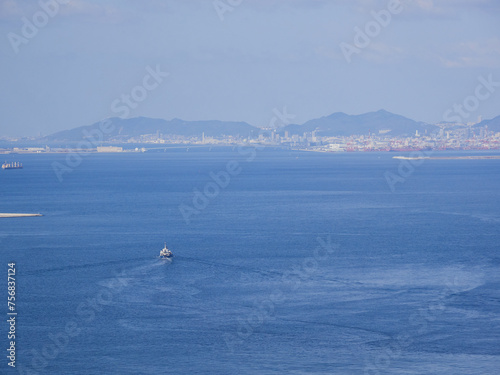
top-left (1, 0), bottom-right (499, 137)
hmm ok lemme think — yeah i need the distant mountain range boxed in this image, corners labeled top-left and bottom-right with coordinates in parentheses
top-left (282, 109), bottom-right (434, 137)
top-left (474, 115), bottom-right (500, 133)
top-left (43, 110), bottom-right (499, 141)
top-left (44, 117), bottom-right (258, 142)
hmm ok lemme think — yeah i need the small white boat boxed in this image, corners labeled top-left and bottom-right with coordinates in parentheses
top-left (159, 243), bottom-right (173, 259)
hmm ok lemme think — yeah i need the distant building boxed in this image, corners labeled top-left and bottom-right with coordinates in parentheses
top-left (328, 143), bottom-right (345, 152)
top-left (97, 146), bottom-right (123, 153)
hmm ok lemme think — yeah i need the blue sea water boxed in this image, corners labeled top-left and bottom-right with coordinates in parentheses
top-left (0, 149), bottom-right (499, 374)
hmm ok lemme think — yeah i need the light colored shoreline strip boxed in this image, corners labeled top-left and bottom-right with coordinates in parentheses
top-left (393, 156), bottom-right (500, 160)
top-left (0, 213), bottom-right (43, 218)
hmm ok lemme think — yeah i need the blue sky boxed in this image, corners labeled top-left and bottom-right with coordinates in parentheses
top-left (1, 0), bottom-right (499, 137)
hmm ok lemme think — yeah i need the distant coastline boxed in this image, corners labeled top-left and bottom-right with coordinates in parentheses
top-left (1, 110), bottom-right (499, 153)
top-left (393, 155), bottom-right (500, 160)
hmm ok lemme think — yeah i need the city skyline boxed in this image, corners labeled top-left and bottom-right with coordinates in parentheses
top-left (0, 107), bottom-right (497, 140)
top-left (1, 111), bottom-right (497, 154)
